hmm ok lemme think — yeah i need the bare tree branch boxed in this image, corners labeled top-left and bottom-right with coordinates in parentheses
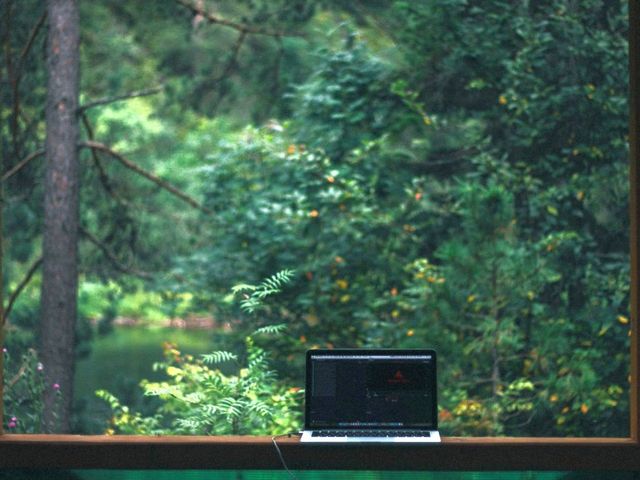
top-left (18, 11), bottom-right (47, 70)
top-left (7, 11), bottom-right (46, 157)
top-left (212, 30), bottom-right (247, 83)
top-left (265, 35), bottom-right (285, 113)
top-left (79, 86), bottom-right (163, 113)
top-left (80, 113), bottom-right (122, 200)
top-left (3, 256), bottom-right (42, 324)
top-left (2, 148), bottom-right (45, 182)
top-left (176, 0), bottom-right (300, 37)
top-left (3, 139), bottom-right (211, 213)
top-left (78, 140), bottom-right (212, 214)
top-left (80, 227), bottom-right (152, 279)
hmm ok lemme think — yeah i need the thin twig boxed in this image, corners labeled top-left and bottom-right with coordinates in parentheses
top-left (81, 114), bottom-right (120, 199)
top-left (267, 36), bottom-right (285, 113)
top-left (8, 11), bottom-right (45, 157)
top-left (78, 140), bottom-right (212, 214)
top-left (7, 361), bottom-right (28, 391)
top-left (211, 30), bottom-right (247, 83)
top-left (176, 0), bottom-right (300, 37)
top-left (3, 256), bottom-right (42, 323)
top-left (80, 227), bottom-right (152, 279)
top-left (18, 11), bottom-right (46, 70)
top-left (5, 349), bottom-right (39, 391)
top-left (78, 86), bottom-right (163, 113)
top-left (2, 148), bottom-right (45, 182)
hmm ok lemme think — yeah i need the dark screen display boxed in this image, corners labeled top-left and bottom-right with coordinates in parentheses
top-left (305, 350), bottom-right (437, 430)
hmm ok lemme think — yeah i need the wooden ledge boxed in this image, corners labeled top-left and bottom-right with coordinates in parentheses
top-left (0, 435), bottom-right (639, 471)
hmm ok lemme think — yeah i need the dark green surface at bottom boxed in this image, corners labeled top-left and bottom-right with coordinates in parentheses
top-left (0, 471), bottom-right (638, 480)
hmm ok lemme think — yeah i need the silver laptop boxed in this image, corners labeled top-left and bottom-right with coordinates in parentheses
top-left (300, 349), bottom-right (441, 443)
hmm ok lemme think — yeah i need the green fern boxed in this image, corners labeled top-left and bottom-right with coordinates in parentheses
top-left (253, 323), bottom-right (287, 335)
top-left (97, 271), bottom-right (303, 436)
top-left (201, 350), bottom-right (238, 364)
top-left (248, 399), bottom-right (272, 418)
top-left (175, 418), bottom-right (201, 431)
top-left (232, 269), bottom-right (295, 313)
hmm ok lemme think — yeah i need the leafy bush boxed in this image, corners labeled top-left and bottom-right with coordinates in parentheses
top-left (97, 271), bottom-right (302, 435)
top-left (97, 327), bottom-right (303, 435)
top-left (290, 33), bottom-right (401, 160)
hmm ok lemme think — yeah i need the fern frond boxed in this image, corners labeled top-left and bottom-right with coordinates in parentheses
top-left (144, 384), bottom-right (183, 400)
top-left (253, 323), bottom-right (287, 335)
top-left (234, 269), bottom-right (295, 313)
top-left (219, 397), bottom-right (245, 418)
top-left (175, 418), bottom-right (203, 431)
top-left (231, 283), bottom-right (257, 294)
top-left (201, 351), bottom-right (238, 364)
top-left (239, 298), bottom-right (262, 314)
top-left (183, 392), bottom-right (206, 404)
top-left (261, 269), bottom-right (295, 291)
top-left (246, 354), bottom-right (268, 374)
top-left (255, 287), bottom-right (280, 299)
top-left (95, 390), bottom-right (120, 410)
top-left (202, 404), bottom-right (224, 415)
top-left (248, 400), bottom-right (273, 418)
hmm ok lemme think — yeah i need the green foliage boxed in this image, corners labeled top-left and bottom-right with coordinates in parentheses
top-left (191, 124), bottom-right (426, 349)
top-left (98, 329), bottom-right (302, 435)
top-left (290, 33), bottom-right (401, 159)
top-left (232, 269), bottom-right (296, 314)
top-left (3, 0), bottom-right (631, 438)
top-left (388, 184), bottom-right (555, 435)
top-left (3, 349), bottom-right (63, 433)
top-left (96, 272), bottom-right (301, 435)
top-left (95, 389), bottom-right (163, 435)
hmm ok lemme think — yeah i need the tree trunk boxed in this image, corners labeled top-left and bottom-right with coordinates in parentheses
top-left (0, 139), bottom-right (4, 435)
top-left (41, 0), bottom-right (80, 433)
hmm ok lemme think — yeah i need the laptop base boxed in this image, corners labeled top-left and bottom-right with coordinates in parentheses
top-left (300, 430), bottom-right (441, 443)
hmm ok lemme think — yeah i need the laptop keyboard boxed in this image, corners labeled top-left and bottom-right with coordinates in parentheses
top-left (311, 430), bottom-right (431, 438)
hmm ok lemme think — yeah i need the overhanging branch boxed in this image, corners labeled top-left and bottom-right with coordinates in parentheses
top-left (176, 0), bottom-right (300, 37)
top-left (2, 148), bottom-right (45, 182)
top-left (211, 30), bottom-right (247, 83)
top-left (3, 256), bottom-right (42, 324)
top-left (18, 11), bottom-right (47, 71)
top-left (80, 227), bottom-right (152, 279)
top-left (80, 114), bottom-right (123, 202)
top-left (3, 140), bottom-right (210, 214)
top-left (79, 86), bottom-right (163, 113)
top-left (78, 140), bottom-right (211, 214)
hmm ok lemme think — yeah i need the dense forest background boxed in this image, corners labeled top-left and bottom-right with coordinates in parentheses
top-left (1, 0), bottom-right (631, 436)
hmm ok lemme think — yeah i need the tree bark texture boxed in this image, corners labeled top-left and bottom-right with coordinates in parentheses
top-left (41, 0), bottom-right (80, 433)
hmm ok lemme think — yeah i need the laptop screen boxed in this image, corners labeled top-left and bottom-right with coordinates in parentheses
top-left (305, 349), bottom-right (437, 431)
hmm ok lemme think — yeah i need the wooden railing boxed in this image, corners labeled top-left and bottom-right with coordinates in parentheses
top-left (0, 435), bottom-right (638, 471)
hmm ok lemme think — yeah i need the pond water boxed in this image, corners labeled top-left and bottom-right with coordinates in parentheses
top-left (74, 325), bottom-right (223, 433)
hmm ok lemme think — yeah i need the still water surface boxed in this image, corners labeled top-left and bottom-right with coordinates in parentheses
top-left (74, 325), bottom-right (220, 433)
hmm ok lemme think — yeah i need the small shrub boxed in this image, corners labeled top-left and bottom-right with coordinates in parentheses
top-left (3, 348), bottom-right (63, 433)
top-left (97, 271), bottom-right (303, 435)
top-left (98, 328), bottom-right (303, 435)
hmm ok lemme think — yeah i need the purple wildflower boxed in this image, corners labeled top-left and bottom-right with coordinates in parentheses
top-left (53, 383), bottom-right (60, 390)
